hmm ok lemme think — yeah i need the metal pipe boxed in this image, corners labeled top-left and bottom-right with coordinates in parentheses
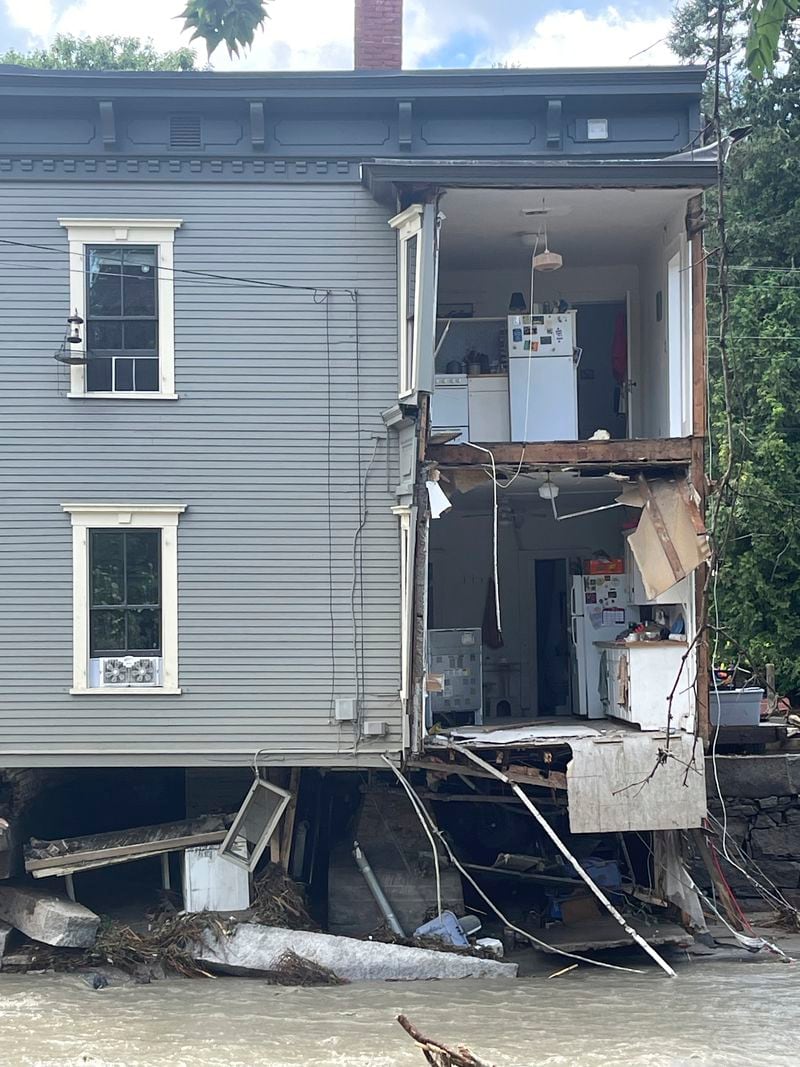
top-left (352, 840), bottom-right (405, 937)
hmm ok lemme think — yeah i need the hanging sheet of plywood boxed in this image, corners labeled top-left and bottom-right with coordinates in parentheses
top-left (624, 477), bottom-right (710, 601)
top-left (566, 732), bottom-right (706, 834)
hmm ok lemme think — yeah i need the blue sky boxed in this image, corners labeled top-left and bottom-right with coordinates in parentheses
top-left (0, 0), bottom-right (680, 70)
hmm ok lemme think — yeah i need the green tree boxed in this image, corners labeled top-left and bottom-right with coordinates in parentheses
top-left (672, 3), bottom-right (800, 694)
top-left (0, 34), bottom-right (197, 70)
top-left (180, 0), bottom-right (272, 57)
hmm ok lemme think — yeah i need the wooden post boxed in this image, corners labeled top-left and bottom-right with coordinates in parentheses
top-left (766, 664), bottom-right (777, 718)
top-left (689, 193), bottom-right (711, 744)
top-left (161, 852), bottom-right (171, 891)
top-left (279, 768), bottom-right (301, 871)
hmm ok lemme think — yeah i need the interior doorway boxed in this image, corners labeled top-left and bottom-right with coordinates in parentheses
top-left (535, 558), bottom-right (571, 716)
top-left (573, 302), bottom-right (629, 441)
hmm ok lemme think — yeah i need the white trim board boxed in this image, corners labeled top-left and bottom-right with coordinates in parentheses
top-left (58, 218), bottom-right (182, 398)
top-left (62, 503), bottom-right (186, 696)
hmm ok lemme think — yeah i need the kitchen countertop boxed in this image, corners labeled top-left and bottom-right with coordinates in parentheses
top-left (594, 640), bottom-right (688, 650)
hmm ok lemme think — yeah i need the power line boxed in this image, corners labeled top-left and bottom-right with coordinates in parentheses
top-left (0, 236), bottom-right (356, 296)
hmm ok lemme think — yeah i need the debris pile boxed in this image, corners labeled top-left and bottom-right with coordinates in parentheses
top-left (250, 863), bottom-right (317, 930)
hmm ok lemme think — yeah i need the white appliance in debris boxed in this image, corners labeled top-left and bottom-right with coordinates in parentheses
top-left (570, 574), bottom-right (636, 719)
top-left (431, 373), bottom-right (469, 441)
top-left (508, 312), bottom-right (578, 441)
top-left (183, 840), bottom-right (250, 913)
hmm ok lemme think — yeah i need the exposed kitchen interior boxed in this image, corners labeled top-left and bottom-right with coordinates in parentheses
top-left (426, 471), bottom-right (698, 733)
top-left (432, 186), bottom-right (698, 445)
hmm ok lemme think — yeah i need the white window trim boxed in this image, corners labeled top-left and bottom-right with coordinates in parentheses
top-left (389, 204), bottom-right (424, 400)
top-left (62, 503), bottom-right (186, 696)
top-left (58, 218), bottom-right (182, 398)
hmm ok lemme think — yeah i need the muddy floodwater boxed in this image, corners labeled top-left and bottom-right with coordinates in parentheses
top-left (1, 960), bottom-right (798, 1067)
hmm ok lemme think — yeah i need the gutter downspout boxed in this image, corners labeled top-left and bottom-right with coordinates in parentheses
top-left (352, 840), bottom-right (406, 936)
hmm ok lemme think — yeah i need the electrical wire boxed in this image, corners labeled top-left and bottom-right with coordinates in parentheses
top-left (0, 236), bottom-right (355, 295)
top-left (495, 234), bottom-right (540, 490)
top-left (381, 755), bottom-right (443, 921)
top-left (350, 434), bottom-right (383, 736)
top-left (353, 291), bottom-right (366, 716)
top-left (324, 292), bottom-right (336, 723)
top-left (381, 756), bottom-right (645, 974)
top-left (459, 442), bottom-right (501, 637)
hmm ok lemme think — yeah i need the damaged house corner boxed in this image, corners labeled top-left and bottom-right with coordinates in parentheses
top-left (0, 47), bottom-right (787, 993)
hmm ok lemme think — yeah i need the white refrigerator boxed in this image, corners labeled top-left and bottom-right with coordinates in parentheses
top-left (570, 574), bottom-right (635, 719)
top-left (508, 312), bottom-right (578, 441)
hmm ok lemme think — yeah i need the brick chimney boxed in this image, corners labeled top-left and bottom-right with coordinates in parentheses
top-left (354, 0), bottom-right (403, 70)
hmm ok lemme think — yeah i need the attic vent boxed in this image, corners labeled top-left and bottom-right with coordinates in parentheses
top-left (169, 114), bottom-right (202, 148)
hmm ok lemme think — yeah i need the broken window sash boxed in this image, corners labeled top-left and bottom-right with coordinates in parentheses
top-left (624, 476), bottom-right (710, 601)
top-left (219, 777), bottom-right (292, 872)
top-left (389, 202), bottom-right (438, 402)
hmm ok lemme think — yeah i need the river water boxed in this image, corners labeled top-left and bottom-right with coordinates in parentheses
top-left (1, 959), bottom-right (797, 1067)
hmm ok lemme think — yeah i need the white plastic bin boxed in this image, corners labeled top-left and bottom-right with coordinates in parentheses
top-left (709, 687), bottom-right (764, 727)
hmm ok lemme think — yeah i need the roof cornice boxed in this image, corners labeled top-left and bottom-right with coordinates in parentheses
top-left (0, 64), bottom-right (707, 101)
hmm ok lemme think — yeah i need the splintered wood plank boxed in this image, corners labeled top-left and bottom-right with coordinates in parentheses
top-left (26, 830), bottom-right (228, 872)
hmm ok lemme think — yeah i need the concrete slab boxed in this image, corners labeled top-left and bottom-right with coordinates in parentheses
top-left (0, 883), bottom-right (99, 947)
top-left (197, 924), bottom-right (518, 982)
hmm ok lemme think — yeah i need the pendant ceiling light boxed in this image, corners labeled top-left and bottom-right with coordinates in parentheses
top-left (533, 221), bottom-right (563, 272)
top-left (532, 199), bottom-right (564, 272)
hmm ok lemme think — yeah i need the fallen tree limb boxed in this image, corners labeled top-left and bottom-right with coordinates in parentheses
top-left (396, 1014), bottom-right (496, 1067)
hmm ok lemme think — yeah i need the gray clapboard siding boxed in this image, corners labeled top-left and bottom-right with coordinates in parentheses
top-left (0, 182), bottom-right (404, 765)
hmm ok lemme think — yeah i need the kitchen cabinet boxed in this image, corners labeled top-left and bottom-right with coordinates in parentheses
top-left (598, 641), bottom-right (693, 732)
top-left (468, 375), bottom-right (510, 442)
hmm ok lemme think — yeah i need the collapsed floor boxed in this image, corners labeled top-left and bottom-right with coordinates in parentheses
top-left (0, 755), bottom-right (797, 984)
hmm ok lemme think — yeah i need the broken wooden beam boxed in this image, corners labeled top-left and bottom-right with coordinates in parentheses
top-left (25, 815), bottom-right (231, 874)
top-left (410, 757), bottom-right (567, 790)
top-left (427, 437), bottom-right (693, 470)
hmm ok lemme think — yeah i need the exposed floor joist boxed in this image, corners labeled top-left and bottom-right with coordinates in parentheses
top-left (426, 437), bottom-right (693, 471)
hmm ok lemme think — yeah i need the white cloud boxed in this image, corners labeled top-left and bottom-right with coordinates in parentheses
top-left (478, 7), bottom-right (676, 68)
top-left (2, 0), bottom-right (677, 70)
top-left (5, 0), bottom-right (354, 69)
top-left (4, 0), bottom-right (55, 40)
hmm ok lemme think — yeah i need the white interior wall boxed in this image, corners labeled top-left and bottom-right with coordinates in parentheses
top-left (632, 201), bottom-right (691, 438)
top-left (429, 492), bottom-right (627, 717)
top-left (437, 195), bottom-right (695, 442)
top-left (438, 265), bottom-right (638, 319)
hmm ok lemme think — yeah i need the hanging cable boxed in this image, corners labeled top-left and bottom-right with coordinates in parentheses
top-left (459, 442), bottom-right (501, 637)
top-left (381, 756), bottom-right (645, 974)
top-left (0, 235), bottom-right (356, 295)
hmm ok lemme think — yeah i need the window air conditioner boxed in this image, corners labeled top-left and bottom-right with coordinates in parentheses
top-left (99, 656), bottom-right (162, 687)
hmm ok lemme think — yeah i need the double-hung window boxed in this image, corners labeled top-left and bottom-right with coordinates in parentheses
top-left (59, 219), bottom-right (182, 398)
top-left (89, 529), bottom-right (161, 660)
top-left (63, 503), bottom-right (185, 694)
top-left (85, 246), bottom-right (159, 393)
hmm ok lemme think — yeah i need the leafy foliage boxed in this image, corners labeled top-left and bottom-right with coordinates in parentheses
top-left (746, 0), bottom-right (798, 78)
top-left (180, 0), bottom-right (272, 57)
top-left (0, 34), bottom-right (197, 71)
top-left (672, 4), bottom-right (800, 692)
